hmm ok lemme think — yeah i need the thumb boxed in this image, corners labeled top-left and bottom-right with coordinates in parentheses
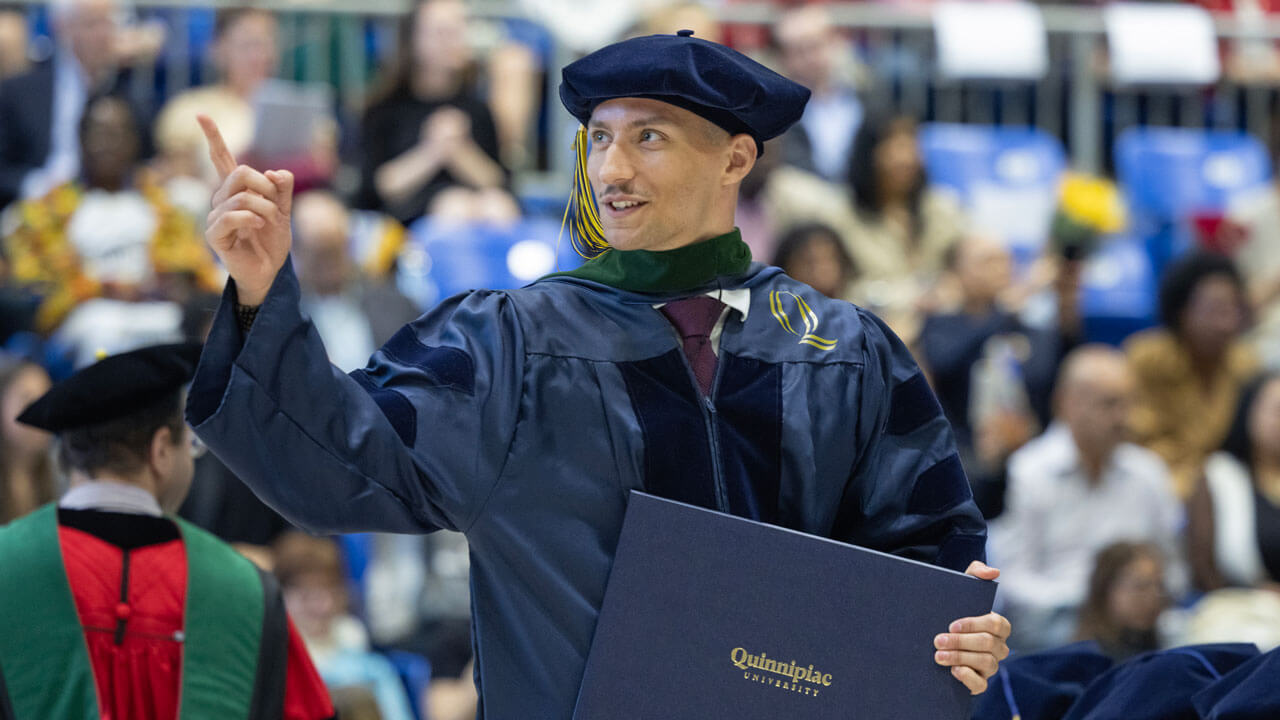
top-left (266, 169), bottom-right (295, 217)
top-left (965, 561), bottom-right (1001, 581)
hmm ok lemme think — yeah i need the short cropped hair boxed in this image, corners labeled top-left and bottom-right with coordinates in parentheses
top-left (59, 390), bottom-right (184, 477)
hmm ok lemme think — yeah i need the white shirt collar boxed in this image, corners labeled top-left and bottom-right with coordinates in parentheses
top-left (653, 287), bottom-right (751, 320)
top-left (710, 288), bottom-right (751, 320)
top-left (59, 480), bottom-right (163, 517)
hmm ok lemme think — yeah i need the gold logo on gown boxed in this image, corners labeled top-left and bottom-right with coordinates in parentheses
top-left (769, 291), bottom-right (837, 351)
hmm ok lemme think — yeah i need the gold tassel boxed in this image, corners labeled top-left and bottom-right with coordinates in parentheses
top-left (558, 126), bottom-right (610, 259)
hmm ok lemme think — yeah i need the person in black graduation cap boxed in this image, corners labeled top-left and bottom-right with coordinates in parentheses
top-left (191, 30), bottom-right (1009, 717)
top-left (0, 343), bottom-right (334, 720)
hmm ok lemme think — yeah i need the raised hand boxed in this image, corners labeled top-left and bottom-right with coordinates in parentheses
top-left (198, 114), bottom-right (294, 306)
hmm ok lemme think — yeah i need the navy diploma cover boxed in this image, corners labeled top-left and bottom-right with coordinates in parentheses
top-left (573, 492), bottom-right (997, 719)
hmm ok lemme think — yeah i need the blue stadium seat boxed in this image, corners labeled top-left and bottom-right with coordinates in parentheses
top-left (919, 123), bottom-right (1067, 264)
top-left (1114, 127), bottom-right (1272, 275)
top-left (397, 217), bottom-right (586, 310)
top-left (1115, 127), bottom-right (1271, 221)
top-left (1079, 234), bottom-right (1159, 346)
top-left (336, 532), bottom-right (374, 617)
top-left (384, 650), bottom-right (432, 720)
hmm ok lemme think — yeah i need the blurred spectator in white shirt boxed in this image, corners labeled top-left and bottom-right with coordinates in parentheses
top-left (992, 346), bottom-right (1185, 652)
top-left (773, 4), bottom-right (865, 184)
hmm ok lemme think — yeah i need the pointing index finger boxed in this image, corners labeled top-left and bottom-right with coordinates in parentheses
top-left (197, 113), bottom-right (237, 181)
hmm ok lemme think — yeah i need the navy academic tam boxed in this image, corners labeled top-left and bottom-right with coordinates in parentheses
top-left (559, 30), bottom-right (811, 150)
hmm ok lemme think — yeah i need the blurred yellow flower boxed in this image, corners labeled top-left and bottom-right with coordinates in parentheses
top-left (1058, 172), bottom-right (1127, 234)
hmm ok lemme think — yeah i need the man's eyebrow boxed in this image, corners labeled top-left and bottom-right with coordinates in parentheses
top-left (587, 115), bottom-right (679, 131)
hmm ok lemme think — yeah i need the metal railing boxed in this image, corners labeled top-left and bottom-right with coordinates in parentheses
top-left (14, 1), bottom-right (1280, 195)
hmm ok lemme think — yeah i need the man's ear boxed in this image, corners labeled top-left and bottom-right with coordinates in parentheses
top-left (722, 134), bottom-right (758, 186)
top-left (150, 425), bottom-right (175, 472)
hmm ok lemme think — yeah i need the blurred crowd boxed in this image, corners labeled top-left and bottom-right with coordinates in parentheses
top-left (2, 0), bottom-right (1280, 717)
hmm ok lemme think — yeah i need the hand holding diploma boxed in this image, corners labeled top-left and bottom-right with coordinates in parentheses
top-left (935, 561), bottom-right (1012, 694)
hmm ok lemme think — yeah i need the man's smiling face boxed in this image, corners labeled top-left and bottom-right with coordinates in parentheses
top-left (586, 98), bottom-right (735, 252)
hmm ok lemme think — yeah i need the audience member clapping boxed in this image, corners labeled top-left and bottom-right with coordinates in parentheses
top-left (1189, 372), bottom-right (1280, 591)
top-left (355, 0), bottom-right (514, 226)
top-left (275, 532), bottom-right (417, 720)
top-left (4, 93), bottom-right (221, 346)
top-left (771, 222), bottom-right (856, 300)
top-left (1074, 542), bottom-right (1169, 662)
top-left (0, 355), bottom-right (52, 523)
top-left (993, 347), bottom-right (1183, 652)
top-left (1126, 251), bottom-right (1257, 499)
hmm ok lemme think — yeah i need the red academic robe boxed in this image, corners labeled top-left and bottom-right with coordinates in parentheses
top-left (57, 518), bottom-right (335, 720)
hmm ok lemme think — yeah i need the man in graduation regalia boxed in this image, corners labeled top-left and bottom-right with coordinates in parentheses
top-left (0, 343), bottom-right (334, 720)
top-left (190, 30), bottom-right (1011, 718)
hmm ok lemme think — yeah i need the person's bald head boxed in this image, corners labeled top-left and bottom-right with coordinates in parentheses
top-left (1056, 345), bottom-right (1135, 461)
top-left (292, 190), bottom-right (353, 296)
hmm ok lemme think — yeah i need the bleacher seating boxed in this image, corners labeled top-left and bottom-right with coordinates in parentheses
top-left (1114, 126), bottom-right (1272, 276)
top-left (1079, 233), bottom-right (1159, 346)
top-left (919, 122), bottom-right (1067, 265)
top-left (397, 217), bottom-right (586, 310)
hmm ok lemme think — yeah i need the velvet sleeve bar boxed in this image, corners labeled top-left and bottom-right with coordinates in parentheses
top-left (186, 258), bottom-right (526, 535)
top-left (831, 309), bottom-right (988, 572)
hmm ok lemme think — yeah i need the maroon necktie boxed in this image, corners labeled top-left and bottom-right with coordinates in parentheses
top-left (661, 295), bottom-right (726, 396)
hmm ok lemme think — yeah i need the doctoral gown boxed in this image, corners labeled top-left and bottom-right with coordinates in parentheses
top-left (188, 229), bottom-right (987, 719)
top-left (0, 504), bottom-right (334, 720)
